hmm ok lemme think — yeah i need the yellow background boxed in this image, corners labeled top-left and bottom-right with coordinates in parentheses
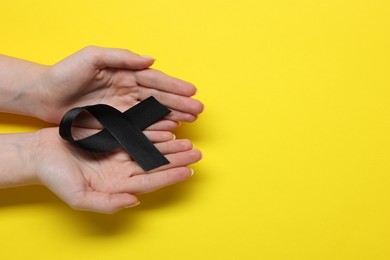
top-left (0, 0), bottom-right (389, 259)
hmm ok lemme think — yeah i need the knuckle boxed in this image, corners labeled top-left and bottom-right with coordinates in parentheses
top-left (81, 45), bottom-right (102, 62)
top-left (82, 45), bottom-right (98, 53)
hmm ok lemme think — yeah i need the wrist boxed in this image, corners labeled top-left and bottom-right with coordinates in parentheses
top-left (0, 132), bottom-right (40, 188)
top-left (30, 66), bottom-right (56, 122)
top-left (28, 128), bottom-right (60, 185)
top-left (34, 66), bottom-right (74, 124)
top-left (0, 55), bottom-right (48, 119)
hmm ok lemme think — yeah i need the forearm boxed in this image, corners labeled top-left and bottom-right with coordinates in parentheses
top-left (0, 132), bottom-right (38, 188)
top-left (0, 54), bottom-right (47, 118)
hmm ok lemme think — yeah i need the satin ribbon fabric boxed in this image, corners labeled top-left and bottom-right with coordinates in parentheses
top-left (59, 96), bottom-right (171, 171)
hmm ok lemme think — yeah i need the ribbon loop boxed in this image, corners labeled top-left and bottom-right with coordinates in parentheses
top-left (59, 96), bottom-right (171, 171)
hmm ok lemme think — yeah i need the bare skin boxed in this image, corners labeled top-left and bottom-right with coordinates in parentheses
top-left (0, 46), bottom-right (203, 128)
top-left (0, 129), bottom-right (201, 214)
top-left (0, 46), bottom-right (204, 213)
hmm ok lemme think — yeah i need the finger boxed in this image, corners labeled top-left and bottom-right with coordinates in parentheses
top-left (165, 109), bottom-right (198, 123)
top-left (144, 130), bottom-right (175, 143)
top-left (138, 86), bottom-right (204, 116)
top-left (81, 46), bottom-right (155, 70)
top-left (154, 139), bottom-right (193, 155)
top-left (136, 69), bottom-right (197, 96)
top-left (69, 191), bottom-right (139, 214)
top-left (121, 167), bottom-right (194, 194)
top-left (132, 149), bottom-right (202, 175)
top-left (144, 120), bottom-right (179, 131)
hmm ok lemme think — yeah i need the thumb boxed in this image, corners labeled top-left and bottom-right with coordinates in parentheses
top-left (82, 46), bottom-right (155, 70)
top-left (69, 191), bottom-right (140, 214)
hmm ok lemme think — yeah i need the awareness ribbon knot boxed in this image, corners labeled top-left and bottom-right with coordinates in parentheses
top-left (59, 96), bottom-right (171, 171)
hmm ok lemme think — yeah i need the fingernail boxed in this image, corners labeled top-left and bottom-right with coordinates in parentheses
top-left (190, 168), bottom-right (195, 176)
top-left (125, 201), bottom-right (141, 208)
top-left (172, 134), bottom-right (176, 140)
top-left (140, 55), bottom-right (155, 60)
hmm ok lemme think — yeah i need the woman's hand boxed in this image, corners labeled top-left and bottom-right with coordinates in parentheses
top-left (33, 127), bottom-right (202, 214)
top-left (37, 46), bottom-right (204, 128)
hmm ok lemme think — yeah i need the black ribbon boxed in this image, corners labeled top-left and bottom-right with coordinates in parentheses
top-left (59, 96), bottom-right (171, 171)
